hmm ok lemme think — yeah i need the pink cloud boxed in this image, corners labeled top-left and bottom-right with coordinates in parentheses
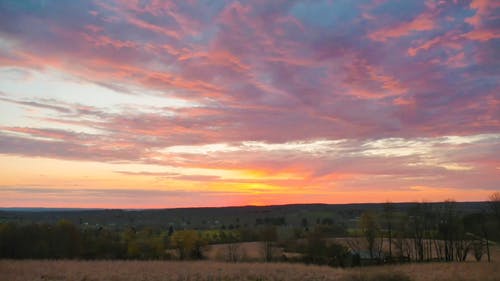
top-left (369, 13), bottom-right (436, 42)
top-left (463, 29), bottom-right (500, 41)
top-left (465, 0), bottom-right (500, 28)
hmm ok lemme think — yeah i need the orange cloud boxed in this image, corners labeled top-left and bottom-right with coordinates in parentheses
top-left (463, 29), bottom-right (500, 41)
top-left (343, 57), bottom-right (407, 99)
top-left (465, 0), bottom-right (500, 28)
top-left (369, 13), bottom-right (435, 42)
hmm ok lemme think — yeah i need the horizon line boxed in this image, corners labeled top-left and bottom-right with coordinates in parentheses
top-left (0, 200), bottom-right (490, 211)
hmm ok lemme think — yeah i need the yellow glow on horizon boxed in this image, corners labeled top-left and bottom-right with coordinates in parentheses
top-left (0, 155), bottom-right (299, 194)
top-left (0, 154), bottom-right (496, 208)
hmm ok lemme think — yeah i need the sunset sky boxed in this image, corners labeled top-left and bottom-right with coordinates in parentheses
top-left (0, 0), bottom-right (499, 208)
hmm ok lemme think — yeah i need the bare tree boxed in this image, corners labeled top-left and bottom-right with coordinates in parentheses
top-left (226, 243), bottom-right (242, 262)
top-left (481, 213), bottom-right (491, 262)
top-left (260, 226), bottom-right (277, 262)
top-left (359, 212), bottom-right (380, 261)
top-left (489, 192), bottom-right (500, 232)
top-left (409, 203), bottom-right (425, 262)
top-left (383, 202), bottom-right (395, 261)
top-left (472, 240), bottom-right (484, 261)
top-left (484, 192), bottom-right (500, 262)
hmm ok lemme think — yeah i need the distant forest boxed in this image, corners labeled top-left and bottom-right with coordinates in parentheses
top-left (1, 195), bottom-right (499, 267)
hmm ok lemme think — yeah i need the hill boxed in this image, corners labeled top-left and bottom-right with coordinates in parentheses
top-left (0, 202), bottom-right (489, 231)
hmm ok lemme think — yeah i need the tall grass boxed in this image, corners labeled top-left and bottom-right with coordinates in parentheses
top-left (1, 260), bottom-right (499, 281)
top-left (342, 271), bottom-right (412, 281)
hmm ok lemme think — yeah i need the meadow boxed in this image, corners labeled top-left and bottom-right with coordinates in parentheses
top-left (1, 260), bottom-right (499, 281)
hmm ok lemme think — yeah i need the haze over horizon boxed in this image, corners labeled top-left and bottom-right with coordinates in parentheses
top-left (0, 0), bottom-right (499, 208)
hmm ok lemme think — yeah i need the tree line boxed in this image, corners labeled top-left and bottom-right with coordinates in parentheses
top-left (0, 220), bottom-right (287, 260)
top-left (352, 194), bottom-right (500, 264)
top-left (1, 193), bottom-right (498, 266)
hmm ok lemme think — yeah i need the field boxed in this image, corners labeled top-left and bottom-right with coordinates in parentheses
top-left (1, 260), bottom-right (499, 281)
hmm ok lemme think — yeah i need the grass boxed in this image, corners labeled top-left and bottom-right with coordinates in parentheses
top-left (341, 271), bottom-right (412, 281)
top-left (1, 260), bottom-right (499, 281)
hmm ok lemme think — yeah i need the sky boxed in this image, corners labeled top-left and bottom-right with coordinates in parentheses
top-left (0, 0), bottom-right (499, 208)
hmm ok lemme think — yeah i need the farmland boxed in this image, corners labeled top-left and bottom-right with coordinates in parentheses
top-left (2, 201), bottom-right (500, 263)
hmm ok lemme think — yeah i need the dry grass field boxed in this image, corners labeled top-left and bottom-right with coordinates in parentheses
top-left (205, 242), bottom-right (284, 261)
top-left (1, 260), bottom-right (499, 281)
